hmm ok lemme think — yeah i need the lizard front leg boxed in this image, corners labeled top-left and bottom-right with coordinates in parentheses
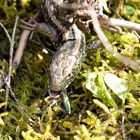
top-left (20, 20), bottom-right (59, 45)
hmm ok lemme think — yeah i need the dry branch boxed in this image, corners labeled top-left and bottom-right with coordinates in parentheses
top-left (85, 6), bottom-right (140, 71)
top-left (5, 16), bottom-right (19, 110)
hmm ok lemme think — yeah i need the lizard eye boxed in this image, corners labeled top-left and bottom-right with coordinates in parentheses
top-left (67, 73), bottom-right (71, 78)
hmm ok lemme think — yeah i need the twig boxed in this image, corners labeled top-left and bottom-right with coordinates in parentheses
top-left (5, 16), bottom-right (19, 110)
top-left (108, 18), bottom-right (140, 32)
top-left (4, 17), bottom-right (17, 107)
top-left (93, 99), bottom-right (117, 126)
top-left (7, 84), bottom-right (35, 125)
top-left (3, 16), bottom-right (35, 123)
top-left (0, 70), bottom-right (6, 88)
top-left (13, 11), bottom-right (41, 67)
top-left (133, 31), bottom-right (140, 40)
top-left (0, 69), bottom-right (35, 124)
top-left (0, 21), bottom-right (11, 43)
top-left (98, 0), bottom-right (103, 15)
top-left (85, 6), bottom-right (140, 71)
top-left (12, 29), bottom-right (31, 66)
top-left (122, 108), bottom-right (126, 140)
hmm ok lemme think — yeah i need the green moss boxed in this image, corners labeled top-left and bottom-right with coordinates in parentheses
top-left (0, 0), bottom-right (140, 139)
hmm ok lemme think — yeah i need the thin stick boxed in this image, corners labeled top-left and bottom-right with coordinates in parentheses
top-left (87, 6), bottom-right (140, 71)
top-left (108, 18), bottom-right (140, 32)
top-left (0, 21), bottom-right (11, 43)
top-left (98, 0), bottom-right (103, 15)
top-left (122, 108), bottom-right (126, 140)
top-left (13, 11), bottom-right (41, 67)
top-left (93, 99), bottom-right (117, 126)
top-left (8, 85), bottom-right (35, 125)
top-left (0, 70), bottom-right (5, 88)
top-left (5, 16), bottom-right (19, 110)
top-left (0, 69), bottom-right (35, 124)
top-left (12, 29), bottom-right (31, 66)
